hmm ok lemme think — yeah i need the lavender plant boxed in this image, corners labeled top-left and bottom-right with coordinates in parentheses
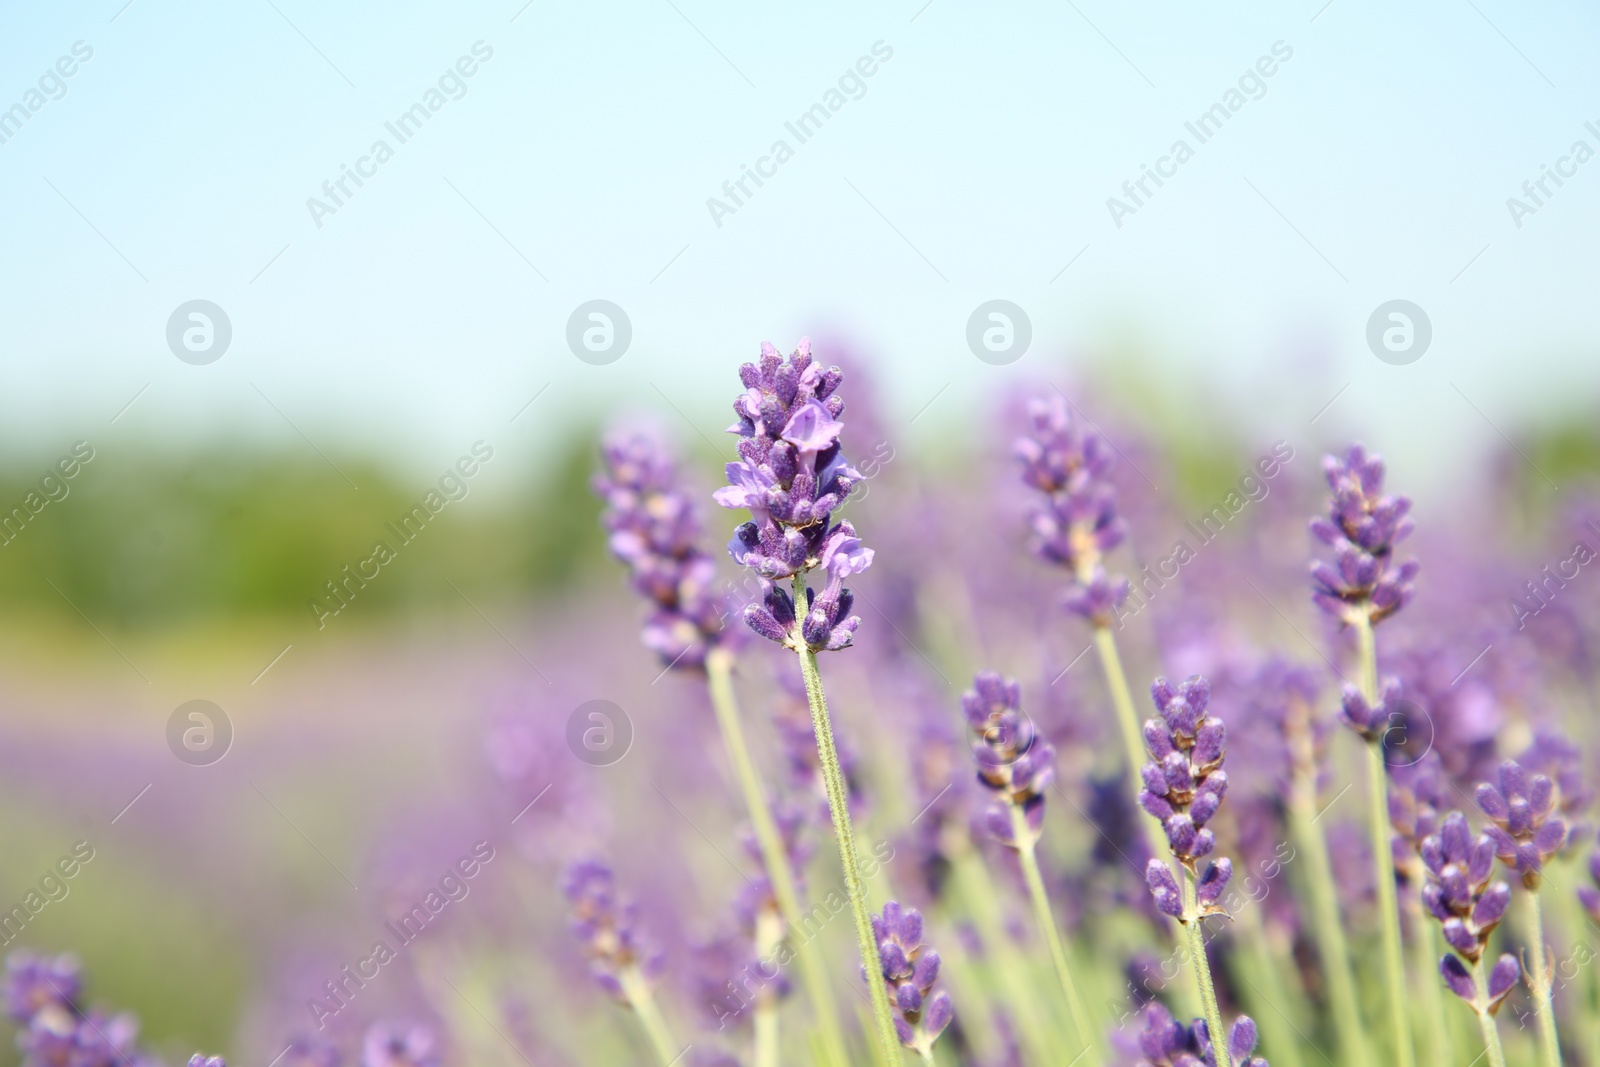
top-left (715, 340), bottom-right (899, 1064)
top-left (1418, 811), bottom-right (1519, 1067)
top-left (1312, 444), bottom-right (1418, 1067)
top-left (869, 901), bottom-right (953, 1064)
top-left (595, 427), bottom-right (851, 1066)
top-left (1119, 1002), bottom-right (1269, 1067)
top-left (1137, 675), bottom-right (1236, 1066)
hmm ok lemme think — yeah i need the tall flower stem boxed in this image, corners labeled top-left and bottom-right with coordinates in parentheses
top-left (793, 579), bottom-right (902, 1067)
top-left (706, 648), bottom-right (852, 1067)
top-left (619, 968), bottom-right (681, 1067)
top-left (1091, 625), bottom-right (1171, 866)
top-left (1355, 614), bottom-right (1415, 1067)
top-left (1470, 958), bottom-right (1509, 1067)
top-left (1287, 797), bottom-right (1369, 1067)
top-left (1180, 870), bottom-right (1231, 1067)
top-left (1522, 889), bottom-right (1562, 1067)
top-left (1008, 805), bottom-right (1096, 1060)
top-left (754, 907), bottom-right (784, 1067)
top-left (1406, 896), bottom-right (1453, 1067)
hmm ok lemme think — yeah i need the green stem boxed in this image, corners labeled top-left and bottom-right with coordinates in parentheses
top-left (1470, 958), bottom-right (1509, 1067)
top-left (1180, 870), bottom-right (1231, 1067)
top-left (754, 906), bottom-right (784, 1067)
top-left (1523, 889), bottom-right (1563, 1067)
top-left (620, 967), bottom-right (681, 1067)
top-left (1354, 613), bottom-right (1415, 1067)
top-left (707, 648), bottom-right (851, 1067)
top-left (793, 590), bottom-right (903, 1067)
top-left (1009, 805), bottom-right (1096, 1060)
top-left (1287, 795), bottom-right (1369, 1067)
top-left (1406, 896), bottom-right (1452, 1067)
top-left (1091, 626), bottom-right (1175, 876)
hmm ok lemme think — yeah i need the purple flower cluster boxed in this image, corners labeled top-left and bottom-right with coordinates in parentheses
top-left (1309, 445), bottom-right (1419, 625)
top-left (870, 901), bottom-right (953, 1055)
top-left (4, 950), bottom-right (158, 1067)
top-left (1014, 395), bottom-right (1130, 624)
top-left (1418, 812), bottom-right (1519, 1011)
top-left (716, 340), bottom-right (872, 653)
top-left (1138, 676), bottom-right (1233, 919)
top-left (1122, 1002), bottom-right (1267, 1067)
top-left (594, 431), bottom-right (734, 670)
top-left (563, 858), bottom-right (663, 1002)
top-left (1476, 757), bottom-right (1569, 889)
top-left (360, 1022), bottom-right (439, 1067)
top-left (1337, 675), bottom-right (1402, 744)
top-left (962, 672), bottom-right (1057, 847)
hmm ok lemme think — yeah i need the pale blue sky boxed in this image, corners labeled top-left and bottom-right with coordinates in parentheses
top-left (1, 0), bottom-right (1596, 492)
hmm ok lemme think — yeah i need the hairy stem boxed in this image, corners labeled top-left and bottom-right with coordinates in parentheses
top-left (1091, 625), bottom-right (1173, 868)
top-left (1009, 805), bottom-right (1096, 1060)
top-left (793, 584), bottom-right (902, 1066)
top-left (620, 967), bottom-right (681, 1067)
top-left (1470, 958), bottom-right (1509, 1067)
top-left (1524, 889), bottom-right (1563, 1067)
top-left (1180, 870), bottom-right (1231, 1067)
top-left (1354, 613), bottom-right (1415, 1067)
top-left (707, 648), bottom-right (851, 1067)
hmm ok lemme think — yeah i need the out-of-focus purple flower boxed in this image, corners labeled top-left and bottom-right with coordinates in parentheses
top-left (718, 341), bottom-right (871, 653)
top-left (280, 1037), bottom-right (343, 1067)
top-left (188, 1057), bottom-right (226, 1067)
top-left (1138, 676), bottom-right (1234, 921)
top-left (1518, 729), bottom-right (1593, 853)
top-left (1577, 844), bottom-right (1600, 924)
top-left (594, 430), bottom-right (736, 671)
top-left (1390, 752), bottom-right (1447, 889)
top-left (4, 951), bottom-right (81, 1024)
top-left (563, 859), bottom-right (664, 1003)
top-left (1120, 1001), bottom-right (1268, 1067)
top-left (1014, 394), bottom-right (1130, 626)
top-left (1308, 444), bottom-right (1419, 626)
top-left (870, 901), bottom-right (953, 1055)
top-left (1419, 811), bottom-right (1517, 1010)
top-left (1337, 677), bottom-right (1401, 743)
top-left (962, 672), bottom-right (1056, 849)
top-left (1476, 758), bottom-right (1568, 889)
top-left (360, 1022), bottom-right (439, 1067)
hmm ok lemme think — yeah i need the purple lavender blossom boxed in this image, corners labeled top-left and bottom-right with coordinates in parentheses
top-left (1309, 444), bottom-right (1419, 626)
top-left (360, 1022), bottom-right (439, 1067)
top-left (1518, 729), bottom-right (1593, 853)
top-left (1419, 811), bottom-right (1518, 1010)
top-left (17, 1007), bottom-right (156, 1067)
top-left (717, 340), bottom-right (871, 653)
top-left (1475, 757), bottom-right (1569, 889)
top-left (1578, 845), bottom-right (1600, 924)
top-left (1014, 394), bottom-right (1130, 625)
top-left (1390, 752), bottom-right (1447, 890)
top-left (594, 430), bottom-right (736, 670)
top-left (870, 901), bottom-right (953, 1055)
top-left (563, 858), bottom-right (664, 1002)
top-left (4, 951), bottom-right (81, 1023)
top-left (962, 672), bottom-right (1057, 848)
top-left (1337, 676), bottom-right (1402, 743)
top-left (1138, 676), bottom-right (1234, 919)
top-left (1118, 1001), bottom-right (1268, 1067)
top-left (188, 1058), bottom-right (227, 1067)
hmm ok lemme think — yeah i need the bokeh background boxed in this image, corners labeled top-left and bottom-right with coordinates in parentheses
top-left (2, 1), bottom-right (1599, 1064)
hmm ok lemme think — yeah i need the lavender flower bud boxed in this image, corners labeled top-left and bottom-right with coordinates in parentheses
top-left (1487, 953), bottom-right (1521, 1007)
top-left (1440, 954), bottom-right (1477, 1002)
top-left (718, 341), bottom-right (871, 652)
top-left (871, 901), bottom-right (953, 1055)
top-left (1128, 1002), bottom-right (1270, 1067)
top-left (1146, 860), bottom-right (1185, 918)
top-left (963, 672), bottom-right (1056, 848)
top-left (1338, 677), bottom-right (1401, 744)
top-left (1476, 757), bottom-right (1568, 889)
top-left (1308, 444), bottom-right (1418, 626)
top-left (563, 859), bottom-right (664, 1004)
top-left (1419, 808), bottom-right (1514, 1012)
top-left (1139, 674), bottom-right (1235, 910)
top-left (594, 431), bottom-right (737, 670)
top-left (1014, 394), bottom-right (1131, 626)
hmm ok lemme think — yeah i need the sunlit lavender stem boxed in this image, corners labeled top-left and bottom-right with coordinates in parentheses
top-left (1008, 805), bottom-right (1096, 1061)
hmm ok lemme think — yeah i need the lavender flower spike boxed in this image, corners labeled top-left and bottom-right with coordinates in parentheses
top-left (594, 430), bottom-right (736, 670)
top-left (1475, 757), bottom-right (1568, 890)
top-left (563, 858), bottom-right (663, 1002)
top-left (718, 340), bottom-right (870, 652)
top-left (1014, 394), bottom-right (1130, 625)
top-left (1124, 1002), bottom-right (1270, 1067)
top-left (962, 671), bottom-right (1056, 848)
top-left (1419, 811), bottom-right (1517, 1012)
top-left (1309, 444), bottom-right (1419, 626)
top-left (871, 901), bottom-right (953, 1060)
top-left (1139, 676), bottom-right (1233, 900)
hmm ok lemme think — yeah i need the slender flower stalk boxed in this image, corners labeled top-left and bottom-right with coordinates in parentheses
top-left (596, 430), bottom-right (851, 1067)
top-left (1419, 812), bottom-right (1519, 1067)
top-left (1476, 758), bottom-right (1568, 1067)
top-left (1312, 444), bottom-right (1418, 1067)
top-left (958, 672), bottom-right (1095, 1057)
top-left (718, 341), bottom-right (900, 1065)
top-left (563, 859), bottom-right (681, 1067)
top-left (1138, 675), bottom-right (1236, 1067)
